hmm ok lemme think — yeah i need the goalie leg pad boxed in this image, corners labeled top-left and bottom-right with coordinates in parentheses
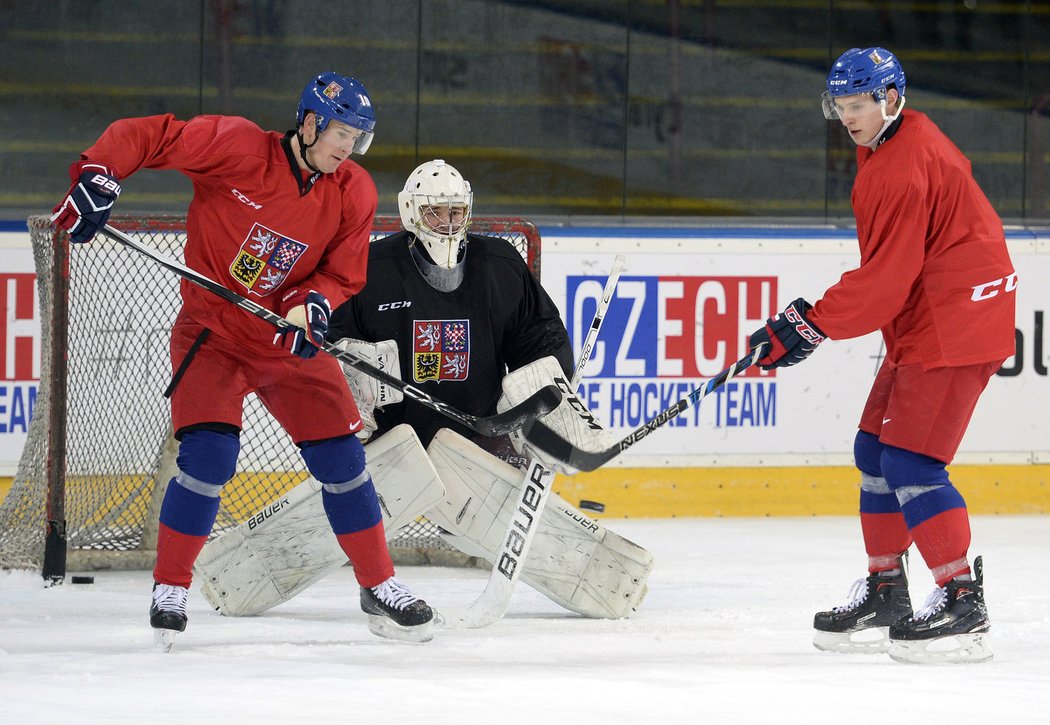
top-left (194, 424), bottom-right (445, 616)
top-left (426, 428), bottom-right (654, 619)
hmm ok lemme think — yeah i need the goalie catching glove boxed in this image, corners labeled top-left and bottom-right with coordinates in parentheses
top-left (498, 356), bottom-right (615, 475)
top-left (332, 337), bottom-right (404, 439)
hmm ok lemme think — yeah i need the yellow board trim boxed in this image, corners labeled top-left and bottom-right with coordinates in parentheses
top-left (3, 466), bottom-right (1047, 519)
top-left (552, 465), bottom-right (1050, 518)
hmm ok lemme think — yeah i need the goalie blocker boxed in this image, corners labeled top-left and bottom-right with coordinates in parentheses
top-left (195, 425), bottom-right (652, 620)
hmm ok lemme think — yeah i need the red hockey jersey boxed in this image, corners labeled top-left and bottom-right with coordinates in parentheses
top-left (76, 114), bottom-right (377, 356)
top-left (809, 109), bottom-right (1016, 368)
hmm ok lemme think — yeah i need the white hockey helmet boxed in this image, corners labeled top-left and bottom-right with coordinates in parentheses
top-left (398, 159), bottom-right (473, 268)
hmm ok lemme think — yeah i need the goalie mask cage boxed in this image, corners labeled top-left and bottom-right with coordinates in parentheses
top-left (0, 214), bottom-right (541, 577)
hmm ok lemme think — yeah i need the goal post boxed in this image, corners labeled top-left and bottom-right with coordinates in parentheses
top-left (0, 214), bottom-right (542, 578)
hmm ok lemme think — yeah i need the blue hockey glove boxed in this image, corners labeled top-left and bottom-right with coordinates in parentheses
top-left (748, 297), bottom-right (826, 370)
top-left (275, 289), bottom-right (330, 359)
top-left (51, 163), bottom-right (121, 244)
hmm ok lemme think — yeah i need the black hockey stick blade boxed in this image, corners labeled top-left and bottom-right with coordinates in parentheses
top-left (521, 344), bottom-right (766, 472)
top-left (98, 223), bottom-right (560, 437)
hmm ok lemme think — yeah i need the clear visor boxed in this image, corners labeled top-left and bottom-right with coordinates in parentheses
top-left (352, 130), bottom-right (373, 155)
top-left (419, 199), bottom-right (471, 236)
top-left (821, 91), bottom-right (882, 121)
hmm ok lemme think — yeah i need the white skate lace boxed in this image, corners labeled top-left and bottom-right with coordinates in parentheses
top-left (911, 586), bottom-right (948, 621)
top-left (371, 578), bottom-right (419, 611)
top-left (832, 577), bottom-right (870, 613)
top-left (153, 583), bottom-right (189, 615)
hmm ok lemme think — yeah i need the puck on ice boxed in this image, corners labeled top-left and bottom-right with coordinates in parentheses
top-left (71, 575), bottom-right (95, 584)
top-left (579, 500), bottom-right (605, 513)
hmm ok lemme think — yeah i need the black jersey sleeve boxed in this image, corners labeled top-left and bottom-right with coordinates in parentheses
top-left (494, 240), bottom-right (574, 376)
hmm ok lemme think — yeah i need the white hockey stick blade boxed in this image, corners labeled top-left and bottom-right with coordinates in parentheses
top-left (435, 459), bottom-right (554, 630)
top-left (436, 256), bottom-right (624, 628)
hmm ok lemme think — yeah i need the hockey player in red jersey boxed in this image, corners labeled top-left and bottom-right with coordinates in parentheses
top-left (51, 72), bottom-right (435, 649)
top-left (749, 47), bottom-right (1015, 664)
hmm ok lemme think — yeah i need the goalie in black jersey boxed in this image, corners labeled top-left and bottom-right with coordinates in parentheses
top-left (194, 160), bottom-right (653, 622)
top-left (328, 158), bottom-right (573, 455)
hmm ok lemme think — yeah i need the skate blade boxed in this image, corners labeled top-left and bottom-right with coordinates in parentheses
top-left (367, 614), bottom-right (434, 643)
top-left (889, 633), bottom-right (993, 664)
top-left (153, 628), bottom-right (180, 653)
top-left (813, 627), bottom-right (891, 654)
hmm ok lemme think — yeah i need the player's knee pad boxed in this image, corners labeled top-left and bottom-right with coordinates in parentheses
top-left (299, 433), bottom-right (367, 483)
top-left (853, 430), bottom-right (884, 478)
top-left (880, 445), bottom-right (950, 490)
top-left (175, 427), bottom-right (240, 487)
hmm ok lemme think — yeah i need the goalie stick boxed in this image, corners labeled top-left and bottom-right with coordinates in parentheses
top-left (521, 342), bottom-right (768, 473)
top-left (440, 254), bottom-right (626, 629)
top-left (97, 223), bottom-right (560, 437)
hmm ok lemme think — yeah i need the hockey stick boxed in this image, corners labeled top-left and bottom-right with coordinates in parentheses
top-left (521, 342), bottom-right (767, 472)
top-left (441, 254), bottom-right (626, 629)
top-left (98, 223), bottom-right (560, 437)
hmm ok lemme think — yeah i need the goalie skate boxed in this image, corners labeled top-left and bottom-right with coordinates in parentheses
top-left (812, 560), bottom-right (911, 654)
top-left (361, 577), bottom-right (435, 643)
top-left (888, 556), bottom-right (992, 664)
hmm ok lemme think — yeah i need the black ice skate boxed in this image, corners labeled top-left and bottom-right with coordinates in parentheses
top-left (150, 582), bottom-right (189, 652)
top-left (813, 558), bottom-right (912, 654)
top-left (888, 556), bottom-right (992, 664)
top-left (360, 577), bottom-right (435, 643)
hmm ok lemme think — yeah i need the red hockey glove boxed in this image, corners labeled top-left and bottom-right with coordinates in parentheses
top-left (51, 162), bottom-right (121, 244)
top-left (748, 298), bottom-right (826, 370)
top-left (275, 289), bottom-right (330, 359)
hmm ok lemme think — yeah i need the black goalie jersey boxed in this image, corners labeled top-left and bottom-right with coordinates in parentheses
top-left (328, 231), bottom-right (573, 448)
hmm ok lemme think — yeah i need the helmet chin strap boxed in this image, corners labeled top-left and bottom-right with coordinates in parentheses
top-left (296, 124), bottom-right (326, 175)
top-left (860, 96), bottom-right (906, 149)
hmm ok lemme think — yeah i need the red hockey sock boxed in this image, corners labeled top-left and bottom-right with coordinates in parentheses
top-left (910, 508), bottom-right (972, 585)
top-left (335, 522), bottom-right (394, 588)
top-left (860, 512), bottom-right (912, 573)
top-left (153, 523), bottom-right (208, 587)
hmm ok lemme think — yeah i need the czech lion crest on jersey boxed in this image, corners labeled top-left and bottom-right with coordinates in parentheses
top-left (413, 319), bottom-right (470, 382)
top-left (229, 223), bottom-right (308, 296)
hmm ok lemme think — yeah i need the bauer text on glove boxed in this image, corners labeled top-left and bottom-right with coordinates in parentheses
top-left (748, 297), bottom-right (826, 370)
top-left (51, 163), bottom-right (121, 244)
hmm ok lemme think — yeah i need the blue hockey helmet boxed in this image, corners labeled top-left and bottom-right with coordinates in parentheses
top-left (826, 47), bottom-right (905, 100)
top-left (296, 72), bottom-right (375, 154)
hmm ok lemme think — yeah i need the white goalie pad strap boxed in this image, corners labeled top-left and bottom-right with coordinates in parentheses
top-left (497, 356), bottom-right (616, 475)
top-left (332, 337), bottom-right (403, 437)
top-left (195, 424), bottom-right (444, 616)
top-left (425, 428), bottom-right (653, 619)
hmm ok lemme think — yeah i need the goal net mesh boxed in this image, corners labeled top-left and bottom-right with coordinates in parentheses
top-left (0, 214), bottom-right (540, 571)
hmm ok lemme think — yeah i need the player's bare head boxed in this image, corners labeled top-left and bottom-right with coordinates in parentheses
top-left (399, 159), bottom-right (473, 269)
top-left (822, 47), bottom-right (906, 148)
top-left (295, 72), bottom-right (375, 172)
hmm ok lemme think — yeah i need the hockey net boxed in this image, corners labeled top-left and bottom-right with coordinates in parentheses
top-left (0, 214), bottom-right (540, 573)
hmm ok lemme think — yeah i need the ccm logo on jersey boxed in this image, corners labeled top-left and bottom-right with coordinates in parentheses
top-left (971, 272), bottom-right (1018, 302)
top-left (378, 300), bottom-right (412, 311)
top-left (231, 188), bottom-right (262, 209)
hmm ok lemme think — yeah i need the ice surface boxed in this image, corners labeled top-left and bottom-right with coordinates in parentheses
top-left (2, 516), bottom-right (1048, 724)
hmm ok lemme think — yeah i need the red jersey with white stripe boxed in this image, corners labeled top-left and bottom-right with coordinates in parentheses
top-left (809, 109), bottom-right (1016, 368)
top-left (76, 114), bottom-right (377, 356)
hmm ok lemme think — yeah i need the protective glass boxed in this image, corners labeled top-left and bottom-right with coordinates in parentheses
top-left (821, 91), bottom-right (880, 121)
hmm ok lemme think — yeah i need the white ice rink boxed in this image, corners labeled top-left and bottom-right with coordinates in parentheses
top-left (2, 516), bottom-right (1048, 724)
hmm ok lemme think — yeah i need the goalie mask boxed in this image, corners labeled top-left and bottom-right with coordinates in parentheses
top-left (398, 159), bottom-right (473, 269)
